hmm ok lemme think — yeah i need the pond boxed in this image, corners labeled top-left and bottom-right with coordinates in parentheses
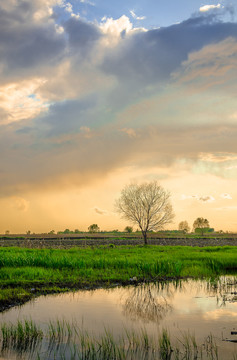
top-left (0, 276), bottom-right (236, 359)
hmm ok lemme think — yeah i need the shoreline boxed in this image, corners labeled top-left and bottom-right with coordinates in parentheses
top-left (0, 244), bottom-right (236, 312)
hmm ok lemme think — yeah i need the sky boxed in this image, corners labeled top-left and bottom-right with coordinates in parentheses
top-left (0, 0), bottom-right (237, 233)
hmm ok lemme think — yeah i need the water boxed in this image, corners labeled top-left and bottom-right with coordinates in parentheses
top-left (0, 277), bottom-right (236, 359)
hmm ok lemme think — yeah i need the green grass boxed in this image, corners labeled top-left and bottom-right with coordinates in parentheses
top-left (0, 245), bottom-right (236, 310)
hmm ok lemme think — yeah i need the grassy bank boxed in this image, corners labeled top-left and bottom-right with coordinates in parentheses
top-left (0, 245), bottom-right (236, 310)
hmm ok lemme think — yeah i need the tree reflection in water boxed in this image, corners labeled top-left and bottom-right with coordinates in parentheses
top-left (122, 282), bottom-right (174, 322)
top-left (207, 276), bottom-right (237, 306)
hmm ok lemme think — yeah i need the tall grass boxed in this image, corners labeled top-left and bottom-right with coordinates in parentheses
top-left (0, 246), bottom-right (236, 310)
top-left (0, 245), bottom-right (236, 276)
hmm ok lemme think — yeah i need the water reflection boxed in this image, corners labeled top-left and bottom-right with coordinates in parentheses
top-left (122, 277), bottom-right (237, 323)
top-left (122, 282), bottom-right (173, 322)
top-left (0, 277), bottom-right (236, 359)
top-left (207, 277), bottom-right (237, 306)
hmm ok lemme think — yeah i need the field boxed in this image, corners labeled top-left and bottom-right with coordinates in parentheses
top-left (0, 244), bottom-right (236, 311)
top-left (1, 232), bottom-right (237, 248)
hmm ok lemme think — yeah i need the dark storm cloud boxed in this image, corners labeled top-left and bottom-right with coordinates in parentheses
top-left (4, 28), bottom-right (65, 71)
top-left (40, 96), bottom-right (98, 136)
top-left (101, 15), bottom-right (237, 85)
top-left (64, 17), bottom-right (102, 51)
top-left (0, 3), bottom-right (65, 77)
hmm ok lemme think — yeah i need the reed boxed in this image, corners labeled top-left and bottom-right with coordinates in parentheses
top-left (159, 329), bottom-right (172, 359)
top-left (202, 334), bottom-right (219, 360)
top-left (0, 319), bottom-right (226, 359)
top-left (0, 319), bottom-right (43, 352)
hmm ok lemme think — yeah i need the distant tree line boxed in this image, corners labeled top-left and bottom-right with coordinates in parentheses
top-left (178, 217), bottom-right (214, 235)
top-left (57, 229), bottom-right (82, 234)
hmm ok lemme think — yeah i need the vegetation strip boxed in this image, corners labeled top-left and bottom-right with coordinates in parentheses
top-left (0, 245), bottom-right (236, 311)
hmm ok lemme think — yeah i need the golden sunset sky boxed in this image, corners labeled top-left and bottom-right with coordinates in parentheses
top-left (0, 0), bottom-right (237, 233)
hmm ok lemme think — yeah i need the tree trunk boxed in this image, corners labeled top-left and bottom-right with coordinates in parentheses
top-left (142, 231), bottom-right (148, 245)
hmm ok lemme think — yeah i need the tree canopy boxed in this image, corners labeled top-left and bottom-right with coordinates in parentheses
top-left (193, 217), bottom-right (210, 235)
top-left (178, 221), bottom-right (190, 234)
top-left (115, 181), bottom-right (174, 244)
top-left (124, 226), bottom-right (133, 233)
top-left (88, 224), bottom-right (100, 233)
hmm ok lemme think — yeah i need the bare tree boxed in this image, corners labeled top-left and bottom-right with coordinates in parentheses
top-left (178, 221), bottom-right (190, 234)
top-left (115, 181), bottom-right (174, 245)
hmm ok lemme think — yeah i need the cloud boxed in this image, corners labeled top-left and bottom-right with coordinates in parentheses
top-left (0, 79), bottom-right (48, 124)
top-left (100, 15), bottom-right (134, 47)
top-left (226, 165), bottom-right (237, 170)
top-left (220, 193), bottom-right (232, 199)
top-left (1, 117), bottom-right (237, 196)
top-left (0, 1), bottom-right (66, 79)
top-left (182, 192), bottom-right (233, 202)
top-left (130, 10), bottom-right (146, 21)
top-left (93, 207), bottom-right (108, 215)
top-left (80, 126), bottom-right (94, 138)
top-left (181, 195), bottom-right (197, 200)
top-left (11, 196), bottom-right (29, 212)
top-left (120, 128), bottom-right (137, 138)
top-left (64, 2), bottom-right (73, 13)
top-left (199, 195), bottom-right (215, 202)
top-left (80, 0), bottom-right (95, 6)
top-left (59, 1), bottom-right (80, 18)
top-left (39, 97), bottom-right (98, 136)
top-left (216, 206), bottom-right (237, 211)
top-left (199, 153), bottom-right (237, 163)
top-left (172, 37), bottom-right (237, 93)
top-left (64, 17), bottom-right (101, 51)
top-left (181, 194), bottom-right (215, 202)
top-left (100, 15), bottom-right (237, 102)
top-left (199, 4), bottom-right (222, 12)
top-left (0, 2), bottom-right (237, 196)
top-left (230, 112), bottom-right (237, 120)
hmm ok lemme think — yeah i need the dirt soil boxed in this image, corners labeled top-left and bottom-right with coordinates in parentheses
top-left (0, 235), bottom-right (237, 248)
